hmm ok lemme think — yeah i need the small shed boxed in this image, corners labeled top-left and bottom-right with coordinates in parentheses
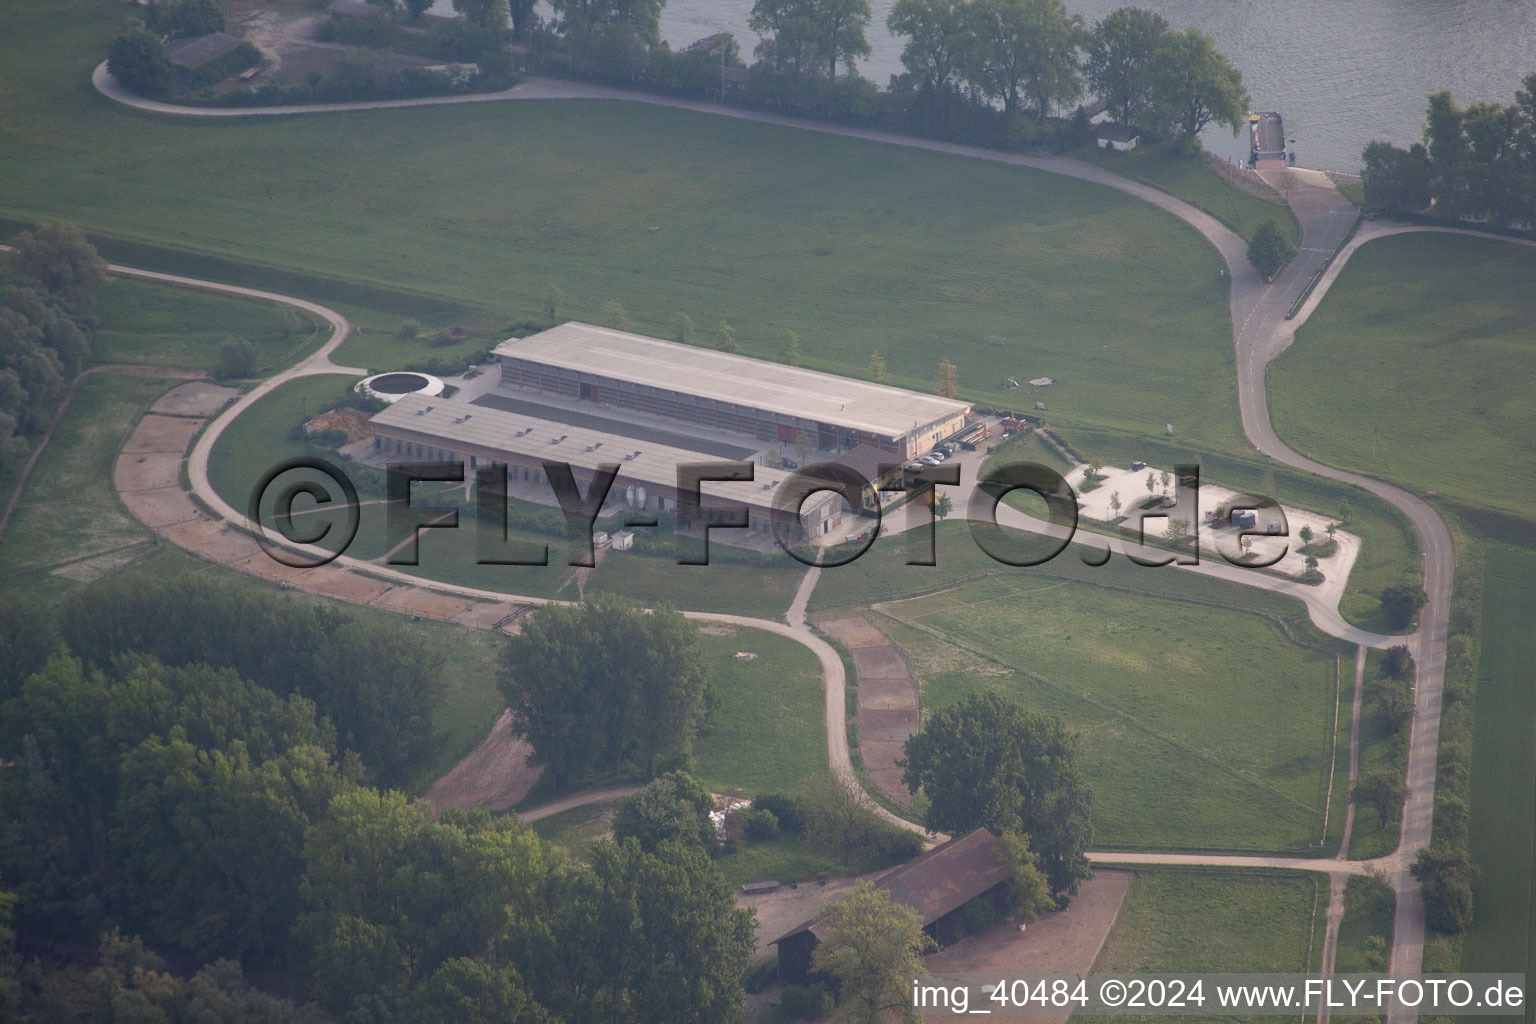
top-left (771, 829), bottom-right (1011, 984)
top-left (611, 530), bottom-right (635, 551)
top-left (164, 32), bottom-right (241, 68)
top-left (1095, 122), bottom-right (1141, 151)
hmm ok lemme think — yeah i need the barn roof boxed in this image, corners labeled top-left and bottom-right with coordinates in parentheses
top-left (771, 829), bottom-right (1010, 945)
top-left (1095, 122), bottom-right (1142, 143)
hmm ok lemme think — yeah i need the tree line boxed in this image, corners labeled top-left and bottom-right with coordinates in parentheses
top-left (528, 1), bottom-right (1247, 152)
top-left (0, 224), bottom-right (102, 491)
top-left (1363, 72), bottom-right (1536, 228)
top-left (0, 586), bottom-right (756, 1022)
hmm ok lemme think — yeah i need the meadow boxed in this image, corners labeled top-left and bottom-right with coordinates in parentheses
top-left (1089, 868), bottom-right (1320, 974)
top-left (1459, 544), bottom-right (1536, 995)
top-left (1271, 232), bottom-right (1536, 523)
top-left (1, 0), bottom-right (1260, 459)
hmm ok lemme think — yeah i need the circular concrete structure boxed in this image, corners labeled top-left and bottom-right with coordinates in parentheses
top-left (356, 371), bottom-right (445, 404)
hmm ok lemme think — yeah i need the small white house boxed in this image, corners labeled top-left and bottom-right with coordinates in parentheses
top-left (611, 530), bottom-right (635, 551)
top-left (1095, 123), bottom-right (1141, 151)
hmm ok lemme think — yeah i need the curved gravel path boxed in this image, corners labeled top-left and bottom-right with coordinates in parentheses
top-left (84, 69), bottom-right (1509, 1006)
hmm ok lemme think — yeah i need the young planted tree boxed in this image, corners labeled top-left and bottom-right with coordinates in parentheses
top-left (674, 311), bottom-right (695, 344)
top-left (716, 320), bottom-right (737, 353)
top-left (936, 358), bottom-right (959, 398)
top-left (601, 299), bottom-right (633, 331)
top-left (780, 328), bottom-right (802, 365)
top-left (543, 284), bottom-right (564, 322)
top-left (867, 351), bottom-right (888, 383)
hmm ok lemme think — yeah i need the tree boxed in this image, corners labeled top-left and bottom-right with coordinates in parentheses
top-left (779, 328), bottom-right (802, 365)
top-left (934, 493), bottom-right (953, 519)
top-left (1378, 583), bottom-right (1428, 630)
top-left (507, 0), bottom-right (539, 36)
top-left (543, 284), bottom-right (563, 322)
top-left (963, 0), bottom-right (1083, 121)
top-left (8, 222), bottom-right (107, 318)
top-left (935, 358), bottom-right (959, 398)
top-left (1354, 770), bottom-right (1407, 829)
top-left (810, 883), bottom-right (934, 1024)
top-left (750, 0), bottom-right (873, 80)
top-left (901, 692), bottom-right (1092, 893)
top-left (1146, 28), bottom-right (1247, 146)
top-left (601, 299), bottom-right (632, 331)
top-left (560, 839), bottom-right (755, 1024)
top-left (1145, 471), bottom-right (1155, 497)
top-left (716, 319), bottom-right (736, 352)
top-left (1304, 554), bottom-right (1320, 572)
top-left (216, 336), bottom-right (259, 379)
top-left (1381, 644), bottom-right (1413, 680)
top-left (403, 0), bottom-right (433, 19)
top-left (552, 0), bottom-right (664, 50)
top-left (1412, 845), bottom-right (1475, 934)
top-left (1298, 524), bottom-right (1313, 545)
top-left (500, 598), bottom-right (712, 786)
top-left (674, 311), bottom-right (695, 343)
top-left (1108, 491), bottom-right (1121, 520)
top-left (612, 771), bottom-right (717, 853)
top-left (996, 831), bottom-right (1055, 921)
top-left (888, 0), bottom-right (970, 95)
top-left (453, 0), bottom-right (509, 30)
top-left (109, 27), bottom-right (175, 98)
top-left (867, 350), bottom-right (888, 383)
top-left (1360, 140), bottom-right (1432, 215)
top-left (1086, 7), bottom-right (1169, 124)
top-left (1158, 469), bottom-right (1169, 492)
top-left (1247, 219), bottom-right (1297, 282)
top-left (1370, 676), bottom-right (1414, 735)
top-left (1163, 516), bottom-right (1189, 545)
top-left (275, 305), bottom-right (307, 339)
top-left (157, 0), bottom-right (227, 39)
top-left (1326, 521), bottom-right (1338, 540)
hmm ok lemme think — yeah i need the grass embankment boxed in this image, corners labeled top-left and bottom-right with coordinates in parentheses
top-left (1459, 545), bottom-right (1536, 1005)
top-left (1271, 232), bottom-right (1536, 523)
top-left (1089, 868), bottom-right (1320, 981)
top-left (1074, 141), bottom-right (1300, 245)
top-left (811, 523), bottom-right (1347, 852)
top-left (3, 0), bottom-right (1260, 459)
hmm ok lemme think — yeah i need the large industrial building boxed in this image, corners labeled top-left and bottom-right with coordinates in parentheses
top-left (491, 323), bottom-right (972, 461)
top-left (368, 322), bottom-right (977, 545)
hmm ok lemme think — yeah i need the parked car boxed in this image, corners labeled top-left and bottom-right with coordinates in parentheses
top-left (1130, 460), bottom-right (1147, 472)
top-left (781, 458), bottom-right (799, 469)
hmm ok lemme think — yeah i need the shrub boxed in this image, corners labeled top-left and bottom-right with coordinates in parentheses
top-left (399, 318), bottom-right (422, 338)
top-left (779, 983), bottom-right (834, 1019)
top-left (108, 28), bottom-right (174, 98)
top-left (215, 336), bottom-right (259, 379)
top-left (752, 793), bottom-right (804, 834)
top-left (961, 895), bottom-right (1001, 934)
top-left (739, 806), bottom-right (779, 842)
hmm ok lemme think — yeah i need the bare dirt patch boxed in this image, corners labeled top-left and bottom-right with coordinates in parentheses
top-left (822, 617), bottom-right (919, 808)
top-left (150, 381), bottom-right (236, 418)
top-left (374, 584), bottom-right (474, 620)
top-left (123, 414), bottom-right (203, 454)
top-left (426, 710), bottom-right (544, 814)
top-left (305, 407), bottom-right (373, 443)
top-left (119, 486), bottom-right (202, 528)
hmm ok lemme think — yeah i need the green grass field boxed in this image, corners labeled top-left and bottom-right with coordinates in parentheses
top-left (1074, 142), bottom-right (1301, 246)
top-left (92, 274), bottom-right (322, 373)
top-left (1091, 868), bottom-right (1320, 973)
top-left (1, 0), bottom-right (1263, 460)
top-left (1336, 873), bottom-right (1394, 975)
top-left (829, 530), bottom-right (1345, 851)
top-left (1460, 545), bottom-right (1536, 1009)
top-left (1271, 232), bottom-right (1536, 522)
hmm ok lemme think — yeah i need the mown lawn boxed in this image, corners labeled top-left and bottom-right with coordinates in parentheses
top-left (2, 0), bottom-right (1253, 457)
top-left (868, 562), bottom-right (1342, 852)
top-left (1090, 868), bottom-right (1320, 974)
top-left (1460, 544), bottom-right (1536, 993)
top-left (1271, 232), bottom-right (1536, 522)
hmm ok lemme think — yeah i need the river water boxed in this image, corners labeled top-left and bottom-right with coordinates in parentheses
top-left (649, 0), bottom-right (1536, 170)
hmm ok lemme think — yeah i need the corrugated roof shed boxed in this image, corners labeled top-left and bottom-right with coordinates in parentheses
top-left (772, 829), bottom-right (1010, 945)
top-left (492, 323), bottom-right (971, 441)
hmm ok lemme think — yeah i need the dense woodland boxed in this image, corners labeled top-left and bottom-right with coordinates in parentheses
top-left (0, 583), bottom-right (760, 1022)
top-left (0, 225), bottom-right (103, 490)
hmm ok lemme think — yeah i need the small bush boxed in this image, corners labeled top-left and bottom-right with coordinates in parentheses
top-left (215, 336), bottom-right (258, 379)
top-left (779, 983), bottom-right (834, 1020)
top-left (739, 806), bottom-right (780, 842)
top-left (752, 793), bottom-right (804, 834)
top-left (399, 318), bottom-right (422, 338)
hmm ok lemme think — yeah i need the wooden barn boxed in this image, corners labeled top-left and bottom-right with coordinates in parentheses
top-left (771, 828), bottom-right (1011, 984)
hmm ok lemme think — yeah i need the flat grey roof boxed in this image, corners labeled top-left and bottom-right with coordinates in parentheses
top-left (371, 394), bottom-right (838, 512)
top-left (492, 323), bottom-right (971, 440)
